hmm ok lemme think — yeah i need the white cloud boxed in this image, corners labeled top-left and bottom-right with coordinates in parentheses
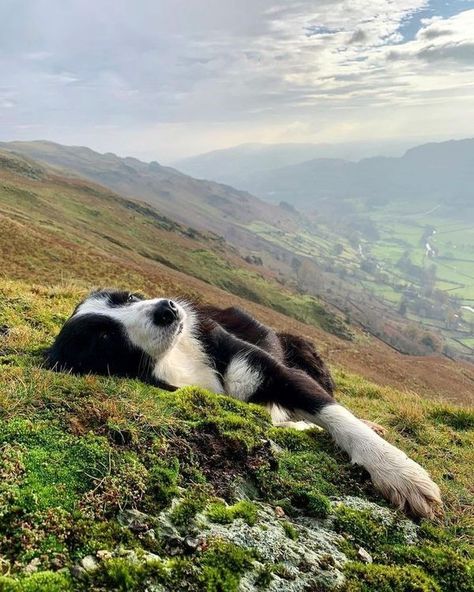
top-left (0, 1), bottom-right (473, 160)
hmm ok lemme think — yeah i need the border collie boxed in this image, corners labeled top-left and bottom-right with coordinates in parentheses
top-left (47, 290), bottom-right (441, 519)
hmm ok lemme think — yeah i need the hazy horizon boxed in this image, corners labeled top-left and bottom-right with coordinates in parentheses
top-left (1, 0), bottom-right (474, 163)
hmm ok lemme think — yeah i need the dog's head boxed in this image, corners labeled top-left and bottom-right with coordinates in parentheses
top-left (46, 290), bottom-right (190, 383)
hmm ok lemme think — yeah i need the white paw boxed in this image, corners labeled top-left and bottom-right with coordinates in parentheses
top-left (366, 444), bottom-right (442, 518)
top-left (274, 420), bottom-right (322, 431)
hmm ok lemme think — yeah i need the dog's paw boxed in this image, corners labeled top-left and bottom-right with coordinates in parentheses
top-left (361, 419), bottom-right (387, 437)
top-left (369, 446), bottom-right (442, 518)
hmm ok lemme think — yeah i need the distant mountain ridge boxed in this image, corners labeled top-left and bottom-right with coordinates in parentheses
top-left (175, 140), bottom-right (411, 184)
top-left (176, 138), bottom-right (474, 214)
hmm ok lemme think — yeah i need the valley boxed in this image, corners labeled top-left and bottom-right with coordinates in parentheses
top-left (0, 143), bottom-right (473, 592)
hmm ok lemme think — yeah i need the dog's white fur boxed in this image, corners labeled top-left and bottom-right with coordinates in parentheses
top-left (224, 355), bottom-right (263, 401)
top-left (307, 404), bottom-right (442, 518)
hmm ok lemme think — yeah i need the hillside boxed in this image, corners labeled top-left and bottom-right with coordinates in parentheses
top-left (0, 146), bottom-right (473, 591)
top-left (0, 140), bottom-right (300, 251)
top-left (0, 278), bottom-right (473, 591)
top-left (1, 148), bottom-right (474, 404)
top-left (4, 139), bottom-right (474, 361)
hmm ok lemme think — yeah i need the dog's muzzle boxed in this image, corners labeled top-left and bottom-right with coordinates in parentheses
top-left (152, 300), bottom-right (179, 326)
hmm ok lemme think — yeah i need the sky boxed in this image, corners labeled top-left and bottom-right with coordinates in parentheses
top-left (1, 0), bottom-right (474, 162)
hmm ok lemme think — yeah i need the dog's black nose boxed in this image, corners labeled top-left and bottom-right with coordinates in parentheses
top-left (153, 300), bottom-right (178, 326)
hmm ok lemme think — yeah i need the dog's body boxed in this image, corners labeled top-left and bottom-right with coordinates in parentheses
top-left (48, 290), bottom-right (441, 518)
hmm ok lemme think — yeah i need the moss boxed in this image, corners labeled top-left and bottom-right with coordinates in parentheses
top-left (255, 449), bottom-right (336, 518)
top-left (79, 450), bottom-right (148, 519)
top-left (281, 520), bottom-right (299, 540)
top-left (199, 540), bottom-right (254, 592)
top-left (73, 517), bottom-right (138, 556)
top-left (170, 488), bottom-right (209, 528)
top-left (163, 557), bottom-right (201, 591)
top-left (0, 572), bottom-right (72, 592)
top-left (343, 563), bottom-right (440, 592)
top-left (417, 521), bottom-right (450, 545)
top-left (0, 419), bottom-right (111, 512)
top-left (290, 485), bottom-right (331, 518)
top-left (0, 577), bottom-right (20, 592)
top-left (333, 506), bottom-right (406, 552)
top-left (206, 500), bottom-right (259, 526)
top-left (267, 426), bottom-right (316, 452)
top-left (254, 565), bottom-right (274, 588)
top-left (98, 558), bottom-right (147, 592)
top-left (144, 458), bottom-right (180, 512)
top-left (389, 545), bottom-right (474, 592)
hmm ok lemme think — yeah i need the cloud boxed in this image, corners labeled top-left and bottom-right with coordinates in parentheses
top-left (0, 1), bottom-right (473, 161)
top-left (349, 29), bottom-right (368, 44)
top-left (386, 9), bottom-right (474, 64)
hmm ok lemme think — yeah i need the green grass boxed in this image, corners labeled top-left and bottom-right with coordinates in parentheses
top-left (0, 279), bottom-right (473, 590)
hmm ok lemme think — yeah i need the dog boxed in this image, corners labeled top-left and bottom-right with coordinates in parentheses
top-left (47, 290), bottom-right (442, 519)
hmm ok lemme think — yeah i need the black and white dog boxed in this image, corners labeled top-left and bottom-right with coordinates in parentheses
top-left (47, 290), bottom-right (441, 519)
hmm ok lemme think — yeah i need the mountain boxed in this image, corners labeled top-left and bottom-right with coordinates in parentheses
top-left (0, 147), bottom-right (349, 339)
top-left (1, 147), bottom-right (473, 592)
top-left (217, 139), bottom-right (474, 213)
top-left (3, 139), bottom-right (474, 362)
top-left (0, 140), bottom-right (300, 251)
top-left (174, 140), bottom-right (410, 186)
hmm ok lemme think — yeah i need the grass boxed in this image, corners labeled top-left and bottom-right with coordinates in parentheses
top-left (0, 279), bottom-right (473, 590)
top-left (248, 195), bottom-right (474, 358)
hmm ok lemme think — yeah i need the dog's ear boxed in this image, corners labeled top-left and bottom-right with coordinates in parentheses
top-left (46, 313), bottom-right (165, 386)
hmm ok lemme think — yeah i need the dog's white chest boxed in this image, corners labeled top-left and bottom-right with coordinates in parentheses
top-left (153, 335), bottom-right (223, 393)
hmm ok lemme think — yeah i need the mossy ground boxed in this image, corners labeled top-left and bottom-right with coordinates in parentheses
top-left (0, 279), bottom-right (473, 591)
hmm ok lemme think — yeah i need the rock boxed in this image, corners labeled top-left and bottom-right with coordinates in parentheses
top-left (200, 502), bottom-right (347, 591)
top-left (143, 552), bottom-right (161, 563)
top-left (118, 508), bottom-right (151, 532)
top-left (269, 439), bottom-right (284, 454)
top-left (71, 565), bottom-right (86, 580)
top-left (337, 496), bottom-right (419, 544)
top-left (81, 554), bottom-right (99, 572)
top-left (185, 536), bottom-right (200, 550)
top-left (357, 547), bottom-right (373, 564)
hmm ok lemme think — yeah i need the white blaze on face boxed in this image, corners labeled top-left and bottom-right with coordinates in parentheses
top-left (74, 295), bottom-right (188, 357)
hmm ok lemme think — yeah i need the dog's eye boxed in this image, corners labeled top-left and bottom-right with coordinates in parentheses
top-left (127, 294), bottom-right (139, 303)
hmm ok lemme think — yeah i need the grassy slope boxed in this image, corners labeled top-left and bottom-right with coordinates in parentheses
top-left (3, 140), bottom-right (474, 359)
top-left (0, 279), bottom-right (473, 591)
top-left (0, 140), bottom-right (299, 241)
top-left (2, 149), bottom-right (474, 407)
top-left (0, 149), bottom-right (352, 341)
top-left (0, 149), bottom-right (473, 590)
